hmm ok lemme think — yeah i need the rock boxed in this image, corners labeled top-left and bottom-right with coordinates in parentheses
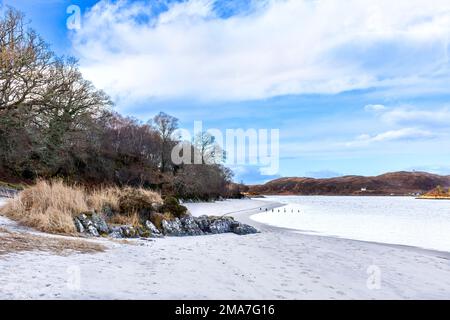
top-left (231, 222), bottom-right (259, 235)
top-left (145, 220), bottom-right (163, 237)
top-left (195, 215), bottom-right (211, 233)
top-left (121, 225), bottom-right (138, 238)
top-left (161, 218), bottom-right (184, 236)
top-left (86, 225), bottom-right (100, 237)
top-left (76, 213), bottom-right (91, 227)
top-left (73, 218), bottom-right (85, 233)
top-left (192, 215), bottom-right (258, 236)
top-left (109, 226), bottom-right (124, 239)
top-left (135, 226), bottom-right (149, 238)
top-left (209, 216), bottom-right (234, 234)
top-left (108, 225), bottom-right (139, 238)
top-left (90, 213), bottom-right (109, 234)
top-left (74, 211), bottom-right (109, 236)
top-left (180, 216), bottom-right (204, 236)
top-left (75, 213), bottom-right (97, 236)
top-left (74, 209), bottom-right (258, 239)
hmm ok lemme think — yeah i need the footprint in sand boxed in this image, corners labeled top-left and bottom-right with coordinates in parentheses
top-left (284, 290), bottom-right (299, 295)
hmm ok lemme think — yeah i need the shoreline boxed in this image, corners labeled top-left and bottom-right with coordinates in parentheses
top-left (1, 197), bottom-right (450, 299)
top-left (189, 198), bottom-right (450, 258)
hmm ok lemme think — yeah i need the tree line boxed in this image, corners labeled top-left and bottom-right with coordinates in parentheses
top-left (0, 8), bottom-right (241, 200)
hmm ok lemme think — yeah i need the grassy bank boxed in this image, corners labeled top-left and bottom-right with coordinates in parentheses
top-left (0, 180), bottom-right (164, 235)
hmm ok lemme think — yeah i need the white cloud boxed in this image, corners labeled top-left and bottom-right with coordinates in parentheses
top-left (381, 106), bottom-right (450, 127)
top-left (364, 104), bottom-right (387, 112)
top-left (345, 128), bottom-right (435, 147)
top-left (72, 0), bottom-right (450, 102)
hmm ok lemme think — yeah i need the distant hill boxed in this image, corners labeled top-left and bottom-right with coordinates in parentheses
top-left (248, 171), bottom-right (450, 196)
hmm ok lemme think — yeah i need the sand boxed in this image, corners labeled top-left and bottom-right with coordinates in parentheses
top-left (1, 197), bottom-right (450, 299)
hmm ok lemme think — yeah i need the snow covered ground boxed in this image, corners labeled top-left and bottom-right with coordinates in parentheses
top-left (1, 197), bottom-right (450, 299)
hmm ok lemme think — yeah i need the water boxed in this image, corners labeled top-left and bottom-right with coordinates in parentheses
top-left (251, 196), bottom-right (450, 252)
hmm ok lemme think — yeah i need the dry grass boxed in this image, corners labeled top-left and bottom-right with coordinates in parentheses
top-left (108, 211), bottom-right (141, 227)
top-left (117, 187), bottom-right (163, 214)
top-left (0, 228), bottom-right (105, 256)
top-left (0, 180), bottom-right (87, 234)
top-left (87, 186), bottom-right (120, 213)
top-left (0, 180), bottom-right (163, 235)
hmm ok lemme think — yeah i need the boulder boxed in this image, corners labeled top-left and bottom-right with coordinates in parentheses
top-left (90, 213), bottom-right (109, 234)
top-left (121, 225), bottom-right (138, 238)
top-left (73, 218), bottom-right (85, 233)
top-left (76, 213), bottom-right (91, 227)
top-left (109, 226), bottom-right (124, 239)
top-left (74, 211), bottom-right (109, 236)
top-left (231, 222), bottom-right (259, 235)
top-left (180, 216), bottom-right (204, 236)
top-left (108, 225), bottom-right (139, 238)
top-left (145, 220), bottom-right (163, 237)
top-left (86, 225), bottom-right (100, 237)
top-left (195, 215), bottom-right (211, 233)
top-left (209, 216), bottom-right (235, 234)
top-left (161, 218), bottom-right (184, 236)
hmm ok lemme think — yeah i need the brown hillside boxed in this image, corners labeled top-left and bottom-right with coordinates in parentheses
top-left (249, 171), bottom-right (450, 196)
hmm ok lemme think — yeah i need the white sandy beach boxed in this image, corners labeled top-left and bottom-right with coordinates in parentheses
top-left (1, 197), bottom-right (450, 299)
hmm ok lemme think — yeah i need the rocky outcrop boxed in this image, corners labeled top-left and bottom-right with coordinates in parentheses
top-left (160, 215), bottom-right (258, 237)
top-left (209, 216), bottom-right (234, 234)
top-left (145, 220), bottom-right (163, 237)
top-left (230, 222), bottom-right (259, 235)
top-left (180, 216), bottom-right (204, 236)
top-left (161, 218), bottom-right (184, 236)
top-left (74, 212), bottom-right (258, 239)
top-left (74, 212), bottom-right (109, 237)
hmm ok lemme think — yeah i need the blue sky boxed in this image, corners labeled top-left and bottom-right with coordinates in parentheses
top-left (3, 0), bottom-right (450, 184)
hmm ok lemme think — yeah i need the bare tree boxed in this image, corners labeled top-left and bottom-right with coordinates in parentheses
top-left (193, 131), bottom-right (225, 164)
top-left (0, 8), bottom-right (53, 112)
top-left (151, 112), bottom-right (178, 172)
top-left (34, 58), bottom-right (112, 145)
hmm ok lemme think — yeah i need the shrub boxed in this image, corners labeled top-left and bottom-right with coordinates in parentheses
top-left (161, 196), bottom-right (188, 218)
top-left (118, 187), bottom-right (162, 215)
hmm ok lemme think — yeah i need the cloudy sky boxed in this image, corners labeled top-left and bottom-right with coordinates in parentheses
top-left (4, 0), bottom-right (450, 183)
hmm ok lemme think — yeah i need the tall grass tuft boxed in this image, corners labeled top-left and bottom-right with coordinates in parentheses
top-left (0, 180), bottom-right (87, 234)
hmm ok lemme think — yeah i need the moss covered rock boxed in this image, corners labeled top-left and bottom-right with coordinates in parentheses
top-left (161, 196), bottom-right (188, 218)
